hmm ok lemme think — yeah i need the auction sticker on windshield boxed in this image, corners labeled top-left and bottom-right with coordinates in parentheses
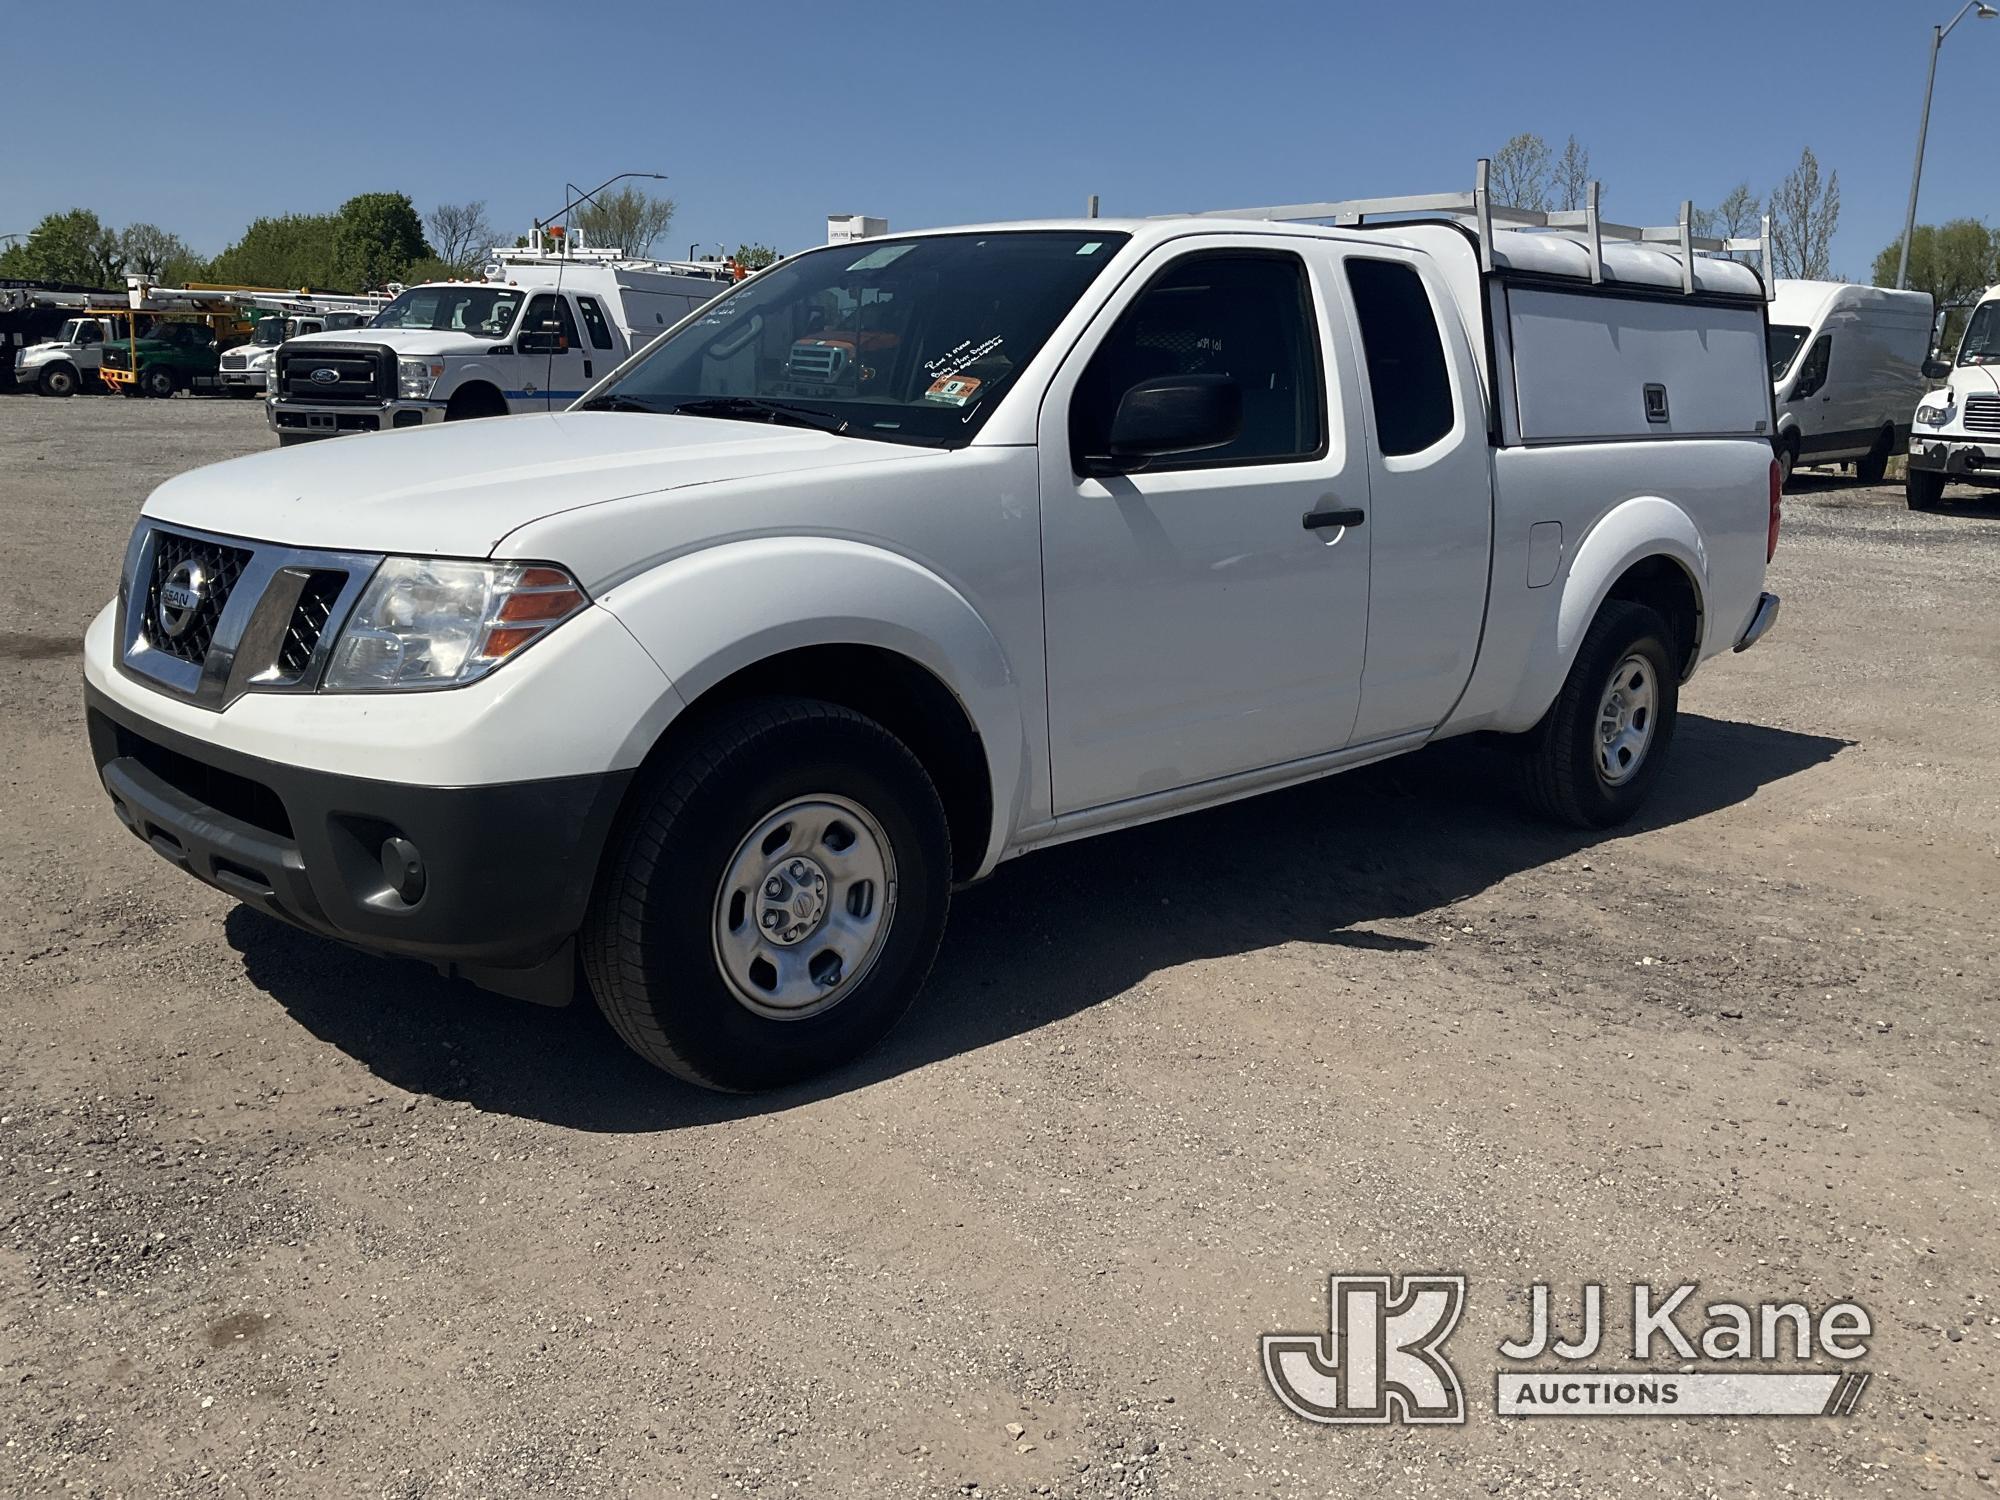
top-left (923, 375), bottom-right (983, 406)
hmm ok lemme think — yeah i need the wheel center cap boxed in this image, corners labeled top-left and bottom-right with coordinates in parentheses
top-left (758, 857), bottom-right (830, 946)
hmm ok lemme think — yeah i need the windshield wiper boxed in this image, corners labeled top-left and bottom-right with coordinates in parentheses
top-left (575, 393), bottom-right (667, 413)
top-left (668, 396), bottom-right (850, 435)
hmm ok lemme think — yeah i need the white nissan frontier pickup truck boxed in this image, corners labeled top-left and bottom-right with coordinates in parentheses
top-left (85, 170), bottom-right (1783, 1091)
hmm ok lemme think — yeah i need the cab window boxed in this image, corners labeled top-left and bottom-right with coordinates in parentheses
top-left (521, 294), bottom-right (580, 351)
top-left (1792, 335), bottom-right (1831, 399)
top-left (1069, 251), bottom-right (1324, 470)
top-left (576, 295), bottom-right (615, 350)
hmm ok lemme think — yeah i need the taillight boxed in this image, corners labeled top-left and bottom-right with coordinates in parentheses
top-left (1767, 459), bottom-right (1781, 563)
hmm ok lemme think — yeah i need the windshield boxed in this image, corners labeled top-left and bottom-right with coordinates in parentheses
top-left (251, 319), bottom-right (284, 347)
top-left (1767, 324), bottom-right (1809, 381)
top-left (58, 319), bottom-right (84, 343)
top-left (592, 230), bottom-right (1132, 446)
top-left (370, 284), bottom-right (524, 338)
top-left (1958, 302), bottom-right (2000, 366)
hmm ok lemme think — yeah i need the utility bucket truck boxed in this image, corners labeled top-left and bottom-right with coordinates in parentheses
top-left (266, 233), bottom-right (734, 442)
top-left (86, 162), bottom-right (1783, 1092)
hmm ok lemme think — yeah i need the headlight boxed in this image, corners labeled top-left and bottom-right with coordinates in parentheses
top-left (265, 362), bottom-right (278, 395)
top-left (398, 357), bottom-right (443, 400)
top-left (1915, 397), bottom-right (1953, 428)
top-left (323, 558), bottom-right (588, 691)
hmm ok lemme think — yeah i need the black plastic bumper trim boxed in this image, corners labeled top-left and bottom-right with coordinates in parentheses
top-left (85, 682), bottom-right (633, 990)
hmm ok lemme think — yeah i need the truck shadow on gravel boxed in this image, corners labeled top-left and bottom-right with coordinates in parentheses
top-left (225, 712), bottom-right (1848, 1130)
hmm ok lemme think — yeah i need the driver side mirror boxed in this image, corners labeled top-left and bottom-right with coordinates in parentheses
top-left (1081, 374), bottom-right (1244, 477)
top-left (1923, 357), bottom-right (1952, 381)
top-left (518, 329), bottom-right (562, 354)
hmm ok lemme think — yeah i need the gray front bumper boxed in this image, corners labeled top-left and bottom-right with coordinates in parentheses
top-left (266, 397), bottom-right (444, 437)
top-left (1908, 436), bottom-right (2000, 481)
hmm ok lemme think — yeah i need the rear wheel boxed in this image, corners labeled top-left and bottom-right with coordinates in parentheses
top-left (1519, 600), bottom-right (1680, 829)
top-left (1906, 468), bottom-right (1946, 511)
top-left (36, 363), bottom-right (77, 398)
top-left (1776, 435), bottom-right (1799, 491)
top-left (140, 365), bottom-right (176, 399)
top-left (583, 698), bottom-right (952, 1092)
top-left (1855, 425), bottom-right (1894, 485)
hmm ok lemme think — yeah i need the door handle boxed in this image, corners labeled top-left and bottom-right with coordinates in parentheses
top-left (1302, 506), bottom-right (1365, 530)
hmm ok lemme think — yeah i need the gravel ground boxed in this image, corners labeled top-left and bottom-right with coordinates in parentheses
top-left (2, 393), bottom-right (1996, 1499)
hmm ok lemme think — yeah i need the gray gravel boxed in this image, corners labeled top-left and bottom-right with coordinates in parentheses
top-left (1, 394), bottom-right (1996, 1497)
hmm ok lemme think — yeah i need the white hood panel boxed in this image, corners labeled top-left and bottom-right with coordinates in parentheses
top-left (140, 412), bottom-right (930, 566)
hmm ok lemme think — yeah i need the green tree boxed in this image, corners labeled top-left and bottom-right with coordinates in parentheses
top-left (1770, 146), bottom-right (1839, 280)
top-left (395, 256), bottom-right (467, 286)
top-left (118, 223), bottom-right (206, 284)
top-left (331, 192), bottom-right (433, 290)
top-left (573, 185), bottom-right (676, 255)
top-left (731, 243), bottom-right (780, 271)
top-left (1873, 220), bottom-right (1998, 351)
top-left (1490, 133), bottom-right (1554, 213)
top-left (207, 212), bottom-right (342, 288)
top-left (0, 209), bottom-right (125, 286)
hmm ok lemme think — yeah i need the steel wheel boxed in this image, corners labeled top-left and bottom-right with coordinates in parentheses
top-left (712, 793), bottom-right (897, 1020)
top-left (1595, 653), bottom-right (1656, 786)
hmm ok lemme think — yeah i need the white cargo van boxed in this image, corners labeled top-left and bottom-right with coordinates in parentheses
top-left (86, 163), bottom-right (1782, 1091)
top-left (1767, 280), bottom-right (1933, 486)
top-left (266, 241), bottom-right (734, 443)
top-left (1907, 282), bottom-right (2000, 509)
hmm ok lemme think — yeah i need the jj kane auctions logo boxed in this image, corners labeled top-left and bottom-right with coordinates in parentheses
top-left (1263, 1275), bottom-right (1873, 1424)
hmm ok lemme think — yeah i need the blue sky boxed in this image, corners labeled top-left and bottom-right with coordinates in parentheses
top-left (2, 0), bottom-right (1993, 280)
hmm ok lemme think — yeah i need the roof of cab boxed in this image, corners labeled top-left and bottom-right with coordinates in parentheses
top-left (832, 216), bottom-right (1768, 300)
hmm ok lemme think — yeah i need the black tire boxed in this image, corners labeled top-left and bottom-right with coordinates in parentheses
top-left (583, 697), bottom-right (952, 1091)
top-left (1519, 600), bottom-right (1680, 829)
top-left (1776, 435), bottom-right (1799, 491)
top-left (1855, 426), bottom-right (1894, 485)
top-left (140, 365), bottom-right (176, 399)
top-left (1906, 468), bottom-right (1946, 511)
top-left (36, 363), bottom-right (77, 398)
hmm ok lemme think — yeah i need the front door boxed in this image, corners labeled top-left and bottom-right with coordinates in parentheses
top-left (1789, 332), bottom-right (1834, 454)
top-left (517, 293), bottom-right (591, 411)
top-left (1038, 239), bottom-right (1372, 815)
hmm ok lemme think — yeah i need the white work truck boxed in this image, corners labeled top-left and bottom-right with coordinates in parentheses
top-left (85, 165), bottom-right (1782, 1091)
top-left (220, 312), bottom-right (366, 396)
top-left (1766, 280), bottom-right (1933, 487)
top-left (266, 242), bottom-right (733, 443)
top-left (14, 313), bottom-right (125, 396)
top-left (1907, 282), bottom-right (2000, 509)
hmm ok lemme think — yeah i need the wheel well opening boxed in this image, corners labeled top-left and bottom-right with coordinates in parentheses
top-left (645, 646), bottom-right (993, 883)
top-left (446, 381), bottom-right (506, 419)
top-left (1605, 556), bottom-right (1702, 677)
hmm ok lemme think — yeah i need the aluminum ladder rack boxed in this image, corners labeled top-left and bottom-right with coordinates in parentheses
top-left (1192, 158), bottom-right (1774, 299)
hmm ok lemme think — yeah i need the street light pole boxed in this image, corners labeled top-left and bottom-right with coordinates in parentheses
top-left (1897, 1), bottom-right (1996, 289)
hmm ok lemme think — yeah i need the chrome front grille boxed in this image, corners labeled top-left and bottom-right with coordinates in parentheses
top-left (1963, 395), bottom-right (2000, 435)
top-left (117, 524), bottom-right (379, 711)
top-left (142, 533), bottom-right (252, 665)
top-left (220, 352), bottom-right (248, 370)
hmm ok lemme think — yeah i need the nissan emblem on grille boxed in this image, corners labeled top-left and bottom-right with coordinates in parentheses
top-left (310, 367), bottom-right (341, 385)
top-left (156, 560), bottom-right (208, 640)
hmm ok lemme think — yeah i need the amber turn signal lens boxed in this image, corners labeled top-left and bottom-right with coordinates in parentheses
top-left (496, 588), bottom-right (585, 623)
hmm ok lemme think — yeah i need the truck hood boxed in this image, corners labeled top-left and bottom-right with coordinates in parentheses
top-left (139, 411), bottom-right (932, 562)
top-left (285, 327), bottom-right (491, 358)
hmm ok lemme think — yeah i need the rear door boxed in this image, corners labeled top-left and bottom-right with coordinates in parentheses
top-left (1333, 251), bottom-right (1493, 743)
top-left (573, 293), bottom-right (620, 388)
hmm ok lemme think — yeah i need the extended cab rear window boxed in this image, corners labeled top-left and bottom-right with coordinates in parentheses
top-left (1346, 259), bottom-right (1454, 457)
top-left (593, 230), bottom-right (1132, 447)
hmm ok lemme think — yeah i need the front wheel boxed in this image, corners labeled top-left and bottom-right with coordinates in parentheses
top-left (1906, 468), bottom-right (1946, 511)
top-left (140, 366), bottom-right (176, 399)
top-left (36, 364), bottom-right (77, 398)
top-left (1519, 600), bottom-right (1680, 829)
top-left (583, 698), bottom-right (952, 1091)
top-left (1776, 436), bottom-right (1799, 491)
